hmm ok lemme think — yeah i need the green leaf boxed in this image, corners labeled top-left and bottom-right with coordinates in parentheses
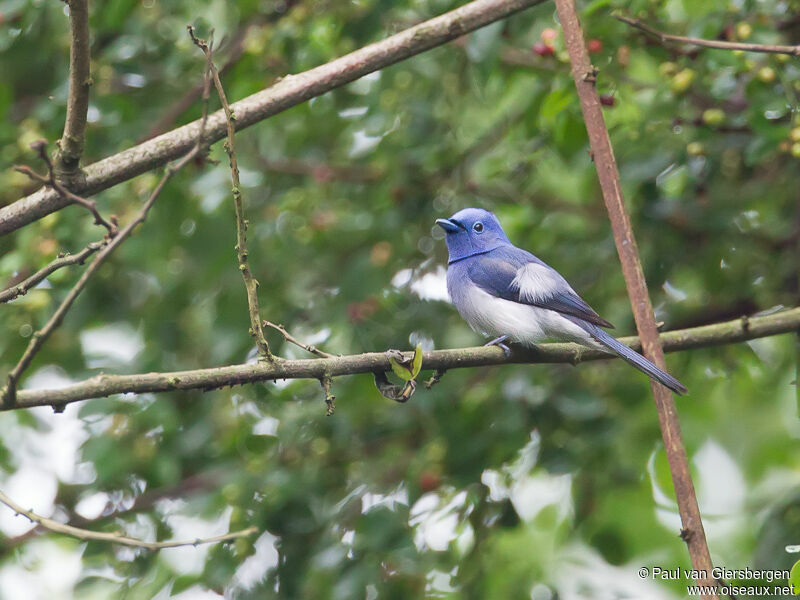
top-left (790, 559), bottom-right (800, 595)
top-left (389, 354), bottom-right (414, 382)
top-left (539, 88), bottom-right (574, 127)
top-left (411, 343), bottom-right (423, 379)
top-left (387, 346), bottom-right (423, 381)
top-left (583, 0), bottom-right (613, 17)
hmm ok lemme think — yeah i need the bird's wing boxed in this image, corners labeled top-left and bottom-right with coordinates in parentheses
top-left (467, 253), bottom-right (614, 329)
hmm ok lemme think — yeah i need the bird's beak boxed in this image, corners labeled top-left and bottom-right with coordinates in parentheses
top-left (436, 218), bottom-right (460, 233)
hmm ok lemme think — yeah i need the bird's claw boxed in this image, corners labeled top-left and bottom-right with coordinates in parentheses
top-left (485, 335), bottom-right (511, 357)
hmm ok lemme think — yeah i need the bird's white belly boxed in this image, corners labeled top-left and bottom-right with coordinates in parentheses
top-left (457, 285), bottom-right (592, 346)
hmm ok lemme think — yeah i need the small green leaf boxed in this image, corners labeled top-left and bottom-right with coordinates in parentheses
top-left (411, 344), bottom-right (423, 379)
top-left (790, 559), bottom-right (800, 595)
top-left (388, 351), bottom-right (413, 381)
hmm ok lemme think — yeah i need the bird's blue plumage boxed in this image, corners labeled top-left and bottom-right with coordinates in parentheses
top-left (465, 247), bottom-right (613, 328)
top-left (437, 208), bottom-right (687, 395)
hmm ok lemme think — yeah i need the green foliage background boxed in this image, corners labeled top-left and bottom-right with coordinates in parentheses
top-left (0, 0), bottom-right (799, 597)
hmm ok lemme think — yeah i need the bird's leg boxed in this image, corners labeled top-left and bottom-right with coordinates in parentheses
top-left (485, 335), bottom-right (511, 357)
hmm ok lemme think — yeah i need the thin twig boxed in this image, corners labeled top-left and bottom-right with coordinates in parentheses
top-left (1, 0), bottom-right (549, 236)
top-left (556, 1), bottom-right (718, 597)
top-left (0, 489), bottom-right (257, 551)
top-left (320, 373), bottom-right (336, 415)
top-left (189, 26), bottom-right (272, 361)
top-left (15, 141), bottom-right (117, 237)
top-left (7, 306), bottom-right (800, 411)
top-left (424, 369), bottom-right (446, 389)
top-left (0, 240), bottom-right (108, 304)
top-left (615, 14), bottom-right (800, 56)
top-left (140, 1), bottom-right (301, 143)
top-left (263, 320), bottom-right (334, 358)
top-left (55, 0), bottom-right (91, 174)
top-left (2, 471), bottom-right (221, 553)
top-left (140, 23), bottom-right (251, 143)
top-left (0, 45), bottom-right (216, 408)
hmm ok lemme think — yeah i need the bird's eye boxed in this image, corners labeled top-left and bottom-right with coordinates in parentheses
top-left (473, 222), bottom-right (484, 233)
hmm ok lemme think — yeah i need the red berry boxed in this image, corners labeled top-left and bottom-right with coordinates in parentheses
top-left (532, 42), bottom-right (554, 57)
top-left (311, 165), bottom-right (333, 183)
top-left (419, 471), bottom-right (441, 492)
top-left (599, 94), bottom-right (615, 107)
top-left (587, 39), bottom-right (603, 53)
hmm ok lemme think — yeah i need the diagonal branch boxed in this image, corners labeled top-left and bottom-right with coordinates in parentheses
top-left (0, 489), bottom-right (257, 551)
top-left (0, 0), bottom-right (548, 237)
top-left (7, 306), bottom-right (800, 411)
top-left (615, 14), bottom-right (800, 56)
top-left (1, 147), bottom-right (200, 407)
top-left (190, 27), bottom-right (272, 360)
top-left (555, 0), bottom-right (717, 596)
top-left (0, 46), bottom-right (216, 409)
top-left (0, 239), bottom-right (107, 304)
top-left (56, 0), bottom-right (92, 175)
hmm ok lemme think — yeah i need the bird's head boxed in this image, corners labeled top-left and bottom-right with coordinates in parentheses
top-left (436, 208), bottom-right (511, 263)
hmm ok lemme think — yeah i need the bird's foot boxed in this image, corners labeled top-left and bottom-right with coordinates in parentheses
top-left (485, 335), bottom-right (511, 357)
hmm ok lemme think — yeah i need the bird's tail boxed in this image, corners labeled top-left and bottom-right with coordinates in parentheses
top-left (571, 319), bottom-right (688, 395)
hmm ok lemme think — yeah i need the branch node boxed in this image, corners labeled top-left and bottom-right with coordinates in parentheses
top-left (55, 0), bottom-right (90, 175)
top-left (17, 140), bottom-right (117, 236)
top-left (740, 315), bottom-right (750, 332)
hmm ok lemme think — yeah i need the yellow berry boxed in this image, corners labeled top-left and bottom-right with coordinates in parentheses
top-left (687, 142), bottom-right (705, 156)
top-left (670, 69), bottom-right (696, 93)
top-left (757, 66), bottom-right (776, 83)
top-left (702, 108), bottom-right (726, 126)
top-left (736, 22), bottom-right (752, 40)
top-left (658, 61), bottom-right (678, 77)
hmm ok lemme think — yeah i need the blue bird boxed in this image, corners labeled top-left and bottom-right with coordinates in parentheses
top-left (436, 208), bottom-right (687, 395)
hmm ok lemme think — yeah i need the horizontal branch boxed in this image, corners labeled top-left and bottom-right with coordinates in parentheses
top-left (11, 306), bottom-right (800, 411)
top-left (616, 14), bottom-right (800, 56)
top-left (0, 489), bottom-right (257, 551)
top-left (0, 0), bottom-right (547, 237)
